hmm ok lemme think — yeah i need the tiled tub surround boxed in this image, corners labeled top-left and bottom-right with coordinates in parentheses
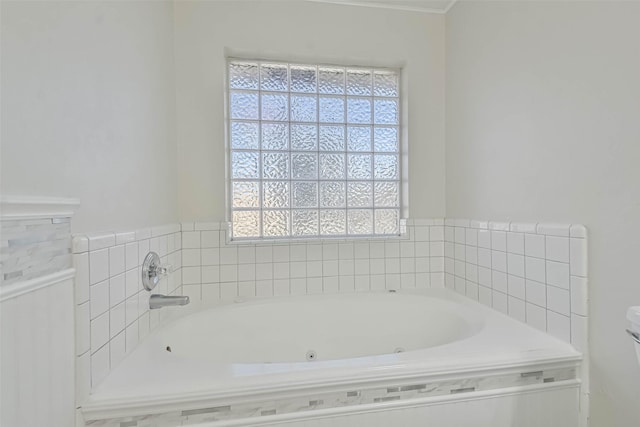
top-left (179, 219), bottom-right (445, 308)
top-left (443, 219), bottom-right (589, 427)
top-left (442, 219), bottom-right (588, 350)
top-left (82, 288), bottom-right (581, 426)
top-left (73, 224), bottom-right (184, 405)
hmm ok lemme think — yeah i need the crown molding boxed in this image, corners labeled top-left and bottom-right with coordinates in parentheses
top-left (305, 0), bottom-right (453, 14)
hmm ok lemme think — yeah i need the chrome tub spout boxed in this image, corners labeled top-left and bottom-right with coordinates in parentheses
top-left (150, 294), bottom-right (190, 309)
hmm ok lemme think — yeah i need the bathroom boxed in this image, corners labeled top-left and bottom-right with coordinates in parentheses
top-left (1, 0), bottom-right (639, 426)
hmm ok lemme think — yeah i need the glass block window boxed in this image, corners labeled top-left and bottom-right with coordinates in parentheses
top-left (228, 59), bottom-right (401, 240)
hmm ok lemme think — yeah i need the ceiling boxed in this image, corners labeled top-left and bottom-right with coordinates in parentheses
top-left (306, 0), bottom-right (458, 14)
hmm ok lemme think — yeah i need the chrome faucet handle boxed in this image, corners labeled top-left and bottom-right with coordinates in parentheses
top-left (142, 252), bottom-right (172, 291)
top-left (155, 264), bottom-right (173, 277)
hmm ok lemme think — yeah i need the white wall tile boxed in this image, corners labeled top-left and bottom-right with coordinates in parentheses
top-left (182, 249), bottom-right (200, 266)
top-left (90, 342), bottom-right (110, 388)
top-left (508, 296), bottom-right (526, 323)
top-left (491, 231), bottom-right (506, 251)
top-left (220, 264), bottom-right (238, 282)
top-left (109, 302), bottom-right (126, 338)
top-left (547, 286), bottom-right (570, 316)
top-left (546, 261), bottom-right (570, 289)
top-left (491, 250), bottom-right (507, 273)
top-left (90, 280), bottom-right (109, 319)
top-left (570, 237), bottom-right (588, 277)
top-left (477, 230), bottom-right (491, 249)
top-left (525, 280), bottom-right (546, 307)
top-left (546, 236), bottom-right (569, 263)
top-left (507, 253), bottom-right (525, 277)
top-left (492, 271), bottom-right (507, 293)
top-left (74, 253), bottom-right (90, 304)
top-left (110, 332), bottom-right (126, 369)
top-left (526, 303), bottom-right (547, 331)
top-left (570, 276), bottom-right (588, 316)
top-left (75, 302), bottom-right (90, 356)
top-left (182, 266), bottom-right (201, 284)
top-left (478, 285), bottom-right (492, 306)
top-left (506, 232), bottom-right (524, 255)
top-left (547, 311), bottom-right (571, 342)
top-left (507, 275), bottom-right (525, 300)
top-left (108, 245), bottom-right (125, 277)
top-left (525, 256), bottom-right (545, 283)
top-left (90, 312), bottom-right (109, 353)
top-left (89, 249), bottom-right (109, 285)
top-left (478, 248), bottom-right (491, 268)
top-left (201, 231), bottom-right (220, 248)
top-left (492, 291), bottom-right (508, 314)
top-left (109, 274), bottom-right (125, 306)
top-left (430, 225), bottom-right (444, 241)
top-left (524, 233), bottom-right (545, 258)
top-left (182, 231), bottom-right (201, 248)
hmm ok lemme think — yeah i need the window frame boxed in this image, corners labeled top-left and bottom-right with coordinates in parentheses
top-left (224, 56), bottom-right (408, 243)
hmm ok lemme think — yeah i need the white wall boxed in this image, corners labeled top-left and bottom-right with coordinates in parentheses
top-left (174, 0), bottom-right (446, 222)
top-left (446, 2), bottom-right (640, 426)
top-left (0, 0), bottom-right (178, 233)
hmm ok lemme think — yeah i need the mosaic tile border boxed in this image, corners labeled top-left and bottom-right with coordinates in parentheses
top-left (1, 217), bottom-right (72, 286)
top-left (85, 366), bottom-right (576, 426)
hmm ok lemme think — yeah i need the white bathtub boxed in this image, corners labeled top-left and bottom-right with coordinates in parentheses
top-left (83, 289), bottom-right (582, 427)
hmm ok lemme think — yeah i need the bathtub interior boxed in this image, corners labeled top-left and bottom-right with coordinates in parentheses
top-left (159, 291), bottom-right (484, 364)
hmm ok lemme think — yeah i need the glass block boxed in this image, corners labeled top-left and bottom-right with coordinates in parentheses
top-left (261, 93), bottom-right (288, 121)
top-left (319, 97), bottom-right (345, 123)
top-left (230, 121), bottom-right (259, 150)
top-left (347, 182), bottom-right (373, 208)
top-left (374, 154), bottom-right (398, 179)
top-left (260, 63), bottom-right (288, 91)
top-left (319, 154), bottom-right (346, 180)
top-left (232, 181), bottom-right (259, 208)
top-left (320, 182), bottom-right (346, 208)
top-left (229, 62), bottom-right (259, 90)
top-left (347, 98), bottom-right (371, 124)
top-left (374, 99), bottom-right (399, 125)
top-left (290, 124), bottom-right (317, 151)
top-left (232, 211), bottom-right (260, 238)
top-left (230, 91), bottom-right (259, 120)
top-left (292, 182), bottom-right (318, 208)
top-left (231, 151), bottom-right (259, 179)
top-left (292, 210), bottom-right (319, 236)
top-left (347, 154), bottom-right (372, 180)
top-left (374, 127), bottom-right (398, 152)
top-left (373, 71), bottom-right (398, 97)
top-left (320, 209), bottom-right (346, 235)
top-left (262, 153), bottom-right (289, 180)
top-left (292, 153), bottom-right (318, 180)
top-left (263, 181), bottom-right (290, 208)
top-left (346, 69), bottom-right (372, 96)
top-left (290, 65), bottom-right (317, 93)
top-left (374, 209), bottom-right (399, 235)
top-left (374, 182), bottom-right (399, 207)
top-left (291, 95), bottom-right (317, 122)
top-left (318, 67), bottom-right (345, 94)
top-left (263, 210), bottom-right (289, 236)
top-left (319, 126), bottom-right (345, 151)
top-left (347, 209), bottom-right (373, 235)
top-left (347, 126), bottom-right (372, 152)
top-left (261, 123), bottom-right (289, 150)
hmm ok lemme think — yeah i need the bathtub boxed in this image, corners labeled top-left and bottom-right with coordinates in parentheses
top-left (83, 289), bottom-right (582, 427)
